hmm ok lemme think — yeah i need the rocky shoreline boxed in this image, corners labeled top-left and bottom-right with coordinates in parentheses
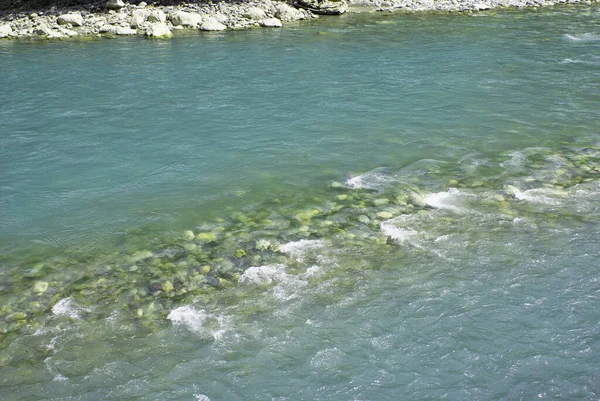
top-left (0, 0), bottom-right (596, 40)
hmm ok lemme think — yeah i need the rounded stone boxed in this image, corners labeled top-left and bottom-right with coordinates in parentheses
top-left (377, 211), bottom-right (394, 219)
top-left (373, 198), bottom-right (390, 206)
top-left (33, 281), bottom-right (49, 294)
top-left (162, 281), bottom-right (174, 293)
top-left (196, 232), bottom-right (217, 242)
top-left (358, 215), bottom-right (370, 224)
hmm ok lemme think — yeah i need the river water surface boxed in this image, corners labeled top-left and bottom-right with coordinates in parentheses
top-left (1, 5), bottom-right (600, 400)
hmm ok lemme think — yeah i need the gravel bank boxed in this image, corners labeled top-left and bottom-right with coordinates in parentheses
top-left (0, 0), bottom-right (597, 40)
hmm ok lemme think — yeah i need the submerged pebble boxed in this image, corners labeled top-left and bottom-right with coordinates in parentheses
top-left (32, 281), bottom-right (48, 294)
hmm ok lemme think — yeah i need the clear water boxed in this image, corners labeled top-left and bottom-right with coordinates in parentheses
top-left (2, 6), bottom-right (600, 400)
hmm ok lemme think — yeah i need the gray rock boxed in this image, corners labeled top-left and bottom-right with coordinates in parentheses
top-left (57, 13), bottom-right (84, 27)
top-left (146, 22), bottom-right (172, 37)
top-left (106, 0), bottom-right (126, 10)
top-left (0, 24), bottom-right (12, 38)
top-left (199, 17), bottom-right (227, 31)
top-left (259, 17), bottom-right (282, 27)
top-left (168, 10), bottom-right (202, 27)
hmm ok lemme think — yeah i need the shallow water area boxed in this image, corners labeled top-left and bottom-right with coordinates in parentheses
top-left (2, 5), bottom-right (600, 400)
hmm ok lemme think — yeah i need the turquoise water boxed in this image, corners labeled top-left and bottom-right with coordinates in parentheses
top-left (2, 5), bottom-right (600, 400)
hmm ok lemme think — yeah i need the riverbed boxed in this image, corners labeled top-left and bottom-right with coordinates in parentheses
top-left (1, 6), bottom-right (600, 400)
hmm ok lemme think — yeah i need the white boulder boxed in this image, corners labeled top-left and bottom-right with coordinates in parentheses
top-left (275, 4), bottom-right (306, 21)
top-left (0, 24), bottom-right (12, 38)
top-left (168, 10), bottom-right (202, 27)
top-left (57, 12), bottom-right (84, 27)
top-left (199, 17), bottom-right (227, 31)
top-left (259, 17), bottom-right (282, 27)
top-left (243, 7), bottom-right (267, 20)
top-left (213, 13), bottom-right (228, 23)
top-left (113, 25), bottom-right (137, 35)
top-left (58, 27), bottom-right (79, 36)
top-left (147, 9), bottom-right (166, 23)
top-left (146, 22), bottom-right (172, 37)
top-left (130, 9), bottom-right (149, 28)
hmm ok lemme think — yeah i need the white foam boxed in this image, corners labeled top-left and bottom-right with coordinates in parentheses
top-left (310, 347), bottom-right (342, 369)
top-left (280, 239), bottom-right (324, 261)
top-left (53, 374), bottom-right (68, 382)
top-left (514, 188), bottom-right (567, 205)
top-left (380, 218), bottom-right (418, 244)
top-left (239, 264), bottom-right (285, 285)
top-left (303, 265), bottom-right (322, 278)
top-left (424, 188), bottom-right (467, 213)
top-left (167, 306), bottom-right (230, 340)
top-left (500, 151), bottom-right (528, 170)
top-left (240, 264), bottom-right (323, 302)
top-left (52, 298), bottom-right (89, 319)
top-left (194, 395), bottom-right (211, 401)
top-left (344, 168), bottom-right (392, 190)
top-left (563, 33), bottom-right (600, 42)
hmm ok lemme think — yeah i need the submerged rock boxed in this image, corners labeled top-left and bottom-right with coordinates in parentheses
top-left (33, 281), bottom-right (49, 294)
top-left (161, 281), bottom-right (174, 293)
top-left (182, 230), bottom-right (195, 240)
top-left (130, 250), bottom-right (153, 263)
top-left (358, 215), bottom-right (370, 224)
top-left (376, 211), bottom-right (393, 219)
top-left (373, 198), bottom-right (390, 206)
top-left (196, 232), bottom-right (217, 242)
top-left (205, 275), bottom-right (220, 287)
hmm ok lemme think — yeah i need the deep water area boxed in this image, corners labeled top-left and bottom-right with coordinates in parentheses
top-left (1, 6), bottom-right (600, 400)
